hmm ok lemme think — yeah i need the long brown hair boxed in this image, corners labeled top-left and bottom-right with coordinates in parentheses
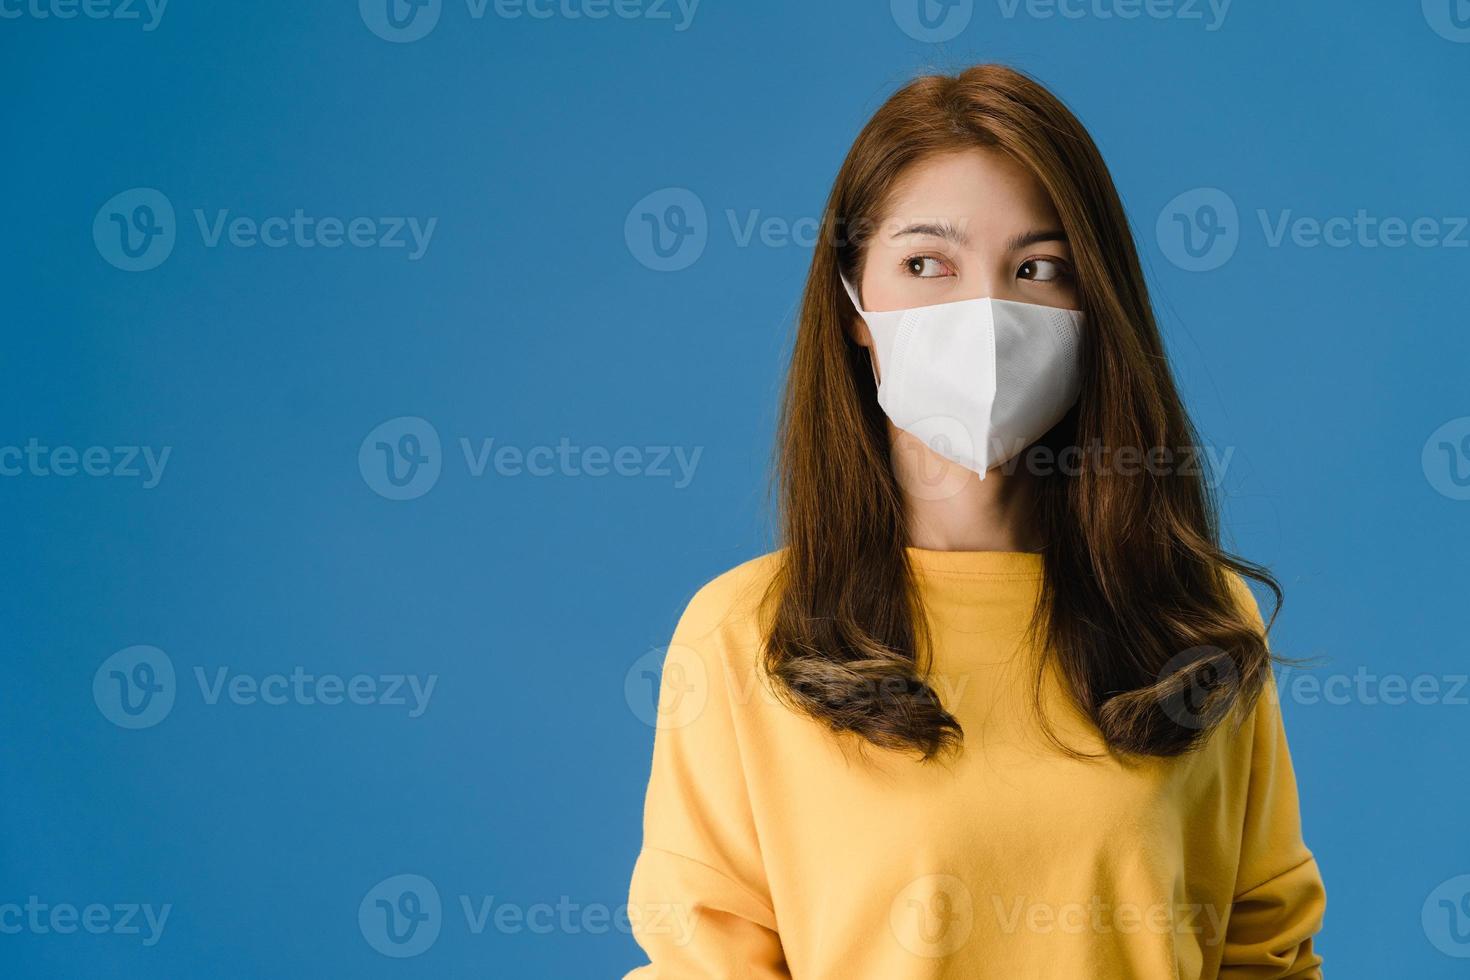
top-left (762, 64), bottom-right (1282, 761)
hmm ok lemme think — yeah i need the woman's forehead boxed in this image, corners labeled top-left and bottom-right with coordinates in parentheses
top-left (877, 149), bottom-right (1062, 237)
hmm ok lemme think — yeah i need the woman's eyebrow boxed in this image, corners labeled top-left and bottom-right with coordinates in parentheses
top-left (1006, 228), bottom-right (1069, 251)
top-left (889, 220), bottom-right (970, 246)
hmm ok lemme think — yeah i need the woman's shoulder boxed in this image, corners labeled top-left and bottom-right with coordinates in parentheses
top-left (670, 548), bottom-right (786, 649)
top-left (1219, 564), bottom-right (1271, 633)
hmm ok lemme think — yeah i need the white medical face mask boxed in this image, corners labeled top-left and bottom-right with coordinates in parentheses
top-left (841, 275), bottom-right (1084, 478)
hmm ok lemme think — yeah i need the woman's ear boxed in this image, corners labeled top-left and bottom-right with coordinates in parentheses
top-left (845, 315), bottom-right (881, 386)
top-left (841, 275), bottom-right (879, 381)
top-left (837, 268), bottom-right (870, 347)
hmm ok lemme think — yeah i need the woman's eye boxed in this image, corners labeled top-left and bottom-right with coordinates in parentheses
top-left (1018, 257), bottom-right (1068, 282)
top-left (903, 255), bottom-right (952, 278)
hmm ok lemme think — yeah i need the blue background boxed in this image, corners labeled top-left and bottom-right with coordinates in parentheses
top-left (3, 0), bottom-right (1468, 975)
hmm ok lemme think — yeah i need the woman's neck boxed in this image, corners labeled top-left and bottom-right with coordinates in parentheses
top-left (890, 429), bottom-right (1043, 553)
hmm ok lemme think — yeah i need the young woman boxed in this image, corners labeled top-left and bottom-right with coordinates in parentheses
top-left (623, 64), bottom-right (1325, 978)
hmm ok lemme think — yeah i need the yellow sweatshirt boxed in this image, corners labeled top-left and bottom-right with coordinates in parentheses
top-left (623, 547), bottom-right (1325, 979)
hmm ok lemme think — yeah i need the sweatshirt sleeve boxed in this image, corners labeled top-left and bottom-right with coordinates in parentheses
top-left (1219, 573), bottom-right (1327, 978)
top-left (622, 574), bottom-right (790, 979)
